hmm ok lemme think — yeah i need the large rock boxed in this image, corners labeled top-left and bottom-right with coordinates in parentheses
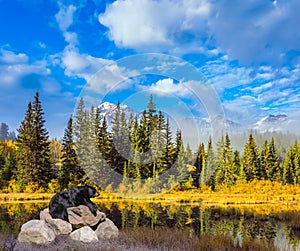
top-left (17, 220), bottom-right (56, 244)
top-left (40, 208), bottom-right (52, 221)
top-left (70, 226), bottom-right (98, 243)
top-left (67, 205), bottom-right (106, 228)
top-left (40, 208), bottom-right (72, 235)
top-left (95, 218), bottom-right (119, 239)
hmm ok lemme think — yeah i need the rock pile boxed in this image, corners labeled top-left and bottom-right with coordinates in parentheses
top-left (17, 205), bottom-right (119, 245)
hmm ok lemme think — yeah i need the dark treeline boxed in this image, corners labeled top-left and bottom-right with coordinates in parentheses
top-left (0, 92), bottom-right (300, 193)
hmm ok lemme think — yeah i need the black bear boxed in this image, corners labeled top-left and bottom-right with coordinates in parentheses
top-left (49, 185), bottom-right (99, 222)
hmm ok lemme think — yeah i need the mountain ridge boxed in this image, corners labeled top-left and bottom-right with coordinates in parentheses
top-left (97, 101), bottom-right (294, 134)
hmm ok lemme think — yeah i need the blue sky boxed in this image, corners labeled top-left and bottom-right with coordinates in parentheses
top-left (0, 0), bottom-right (300, 138)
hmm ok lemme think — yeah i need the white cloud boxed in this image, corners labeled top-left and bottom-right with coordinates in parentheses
top-left (0, 49), bottom-right (50, 87)
top-left (86, 63), bottom-right (143, 95)
top-left (99, 0), bottom-right (300, 66)
top-left (209, 0), bottom-right (300, 65)
top-left (201, 59), bottom-right (254, 92)
top-left (0, 49), bottom-right (28, 64)
top-left (55, 3), bottom-right (76, 31)
top-left (99, 0), bottom-right (211, 51)
top-left (144, 78), bottom-right (192, 98)
top-left (55, 3), bottom-right (78, 45)
top-left (59, 46), bottom-right (112, 81)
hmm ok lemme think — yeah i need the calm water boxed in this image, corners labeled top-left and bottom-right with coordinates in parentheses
top-left (0, 201), bottom-right (300, 250)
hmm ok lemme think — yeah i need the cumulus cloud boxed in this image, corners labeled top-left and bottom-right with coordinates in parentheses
top-left (55, 3), bottom-right (76, 31)
top-left (209, 0), bottom-right (300, 65)
top-left (99, 0), bottom-right (300, 66)
top-left (144, 78), bottom-right (192, 97)
top-left (0, 49), bottom-right (28, 64)
top-left (57, 46), bottom-right (112, 81)
top-left (99, 0), bottom-right (211, 51)
top-left (55, 3), bottom-right (78, 45)
top-left (0, 49), bottom-right (50, 87)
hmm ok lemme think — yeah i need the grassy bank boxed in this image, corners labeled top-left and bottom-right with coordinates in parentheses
top-left (1, 180), bottom-right (300, 209)
top-left (0, 227), bottom-right (275, 251)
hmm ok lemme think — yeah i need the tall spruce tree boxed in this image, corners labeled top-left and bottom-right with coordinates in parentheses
top-left (16, 91), bottom-right (54, 189)
top-left (260, 140), bottom-right (269, 180)
top-left (31, 91), bottom-right (54, 187)
top-left (16, 102), bottom-right (34, 188)
top-left (233, 150), bottom-right (241, 181)
top-left (97, 115), bottom-right (111, 161)
top-left (147, 94), bottom-right (157, 134)
top-left (73, 98), bottom-right (90, 179)
top-left (242, 134), bottom-right (260, 181)
top-left (282, 141), bottom-right (300, 184)
top-left (87, 105), bottom-right (102, 180)
top-left (215, 133), bottom-right (235, 187)
top-left (266, 138), bottom-right (281, 181)
top-left (193, 143), bottom-right (205, 188)
top-left (200, 137), bottom-right (215, 187)
top-left (138, 110), bottom-right (152, 178)
top-left (110, 102), bottom-right (126, 175)
top-left (59, 116), bottom-right (84, 189)
top-left (160, 118), bottom-right (176, 174)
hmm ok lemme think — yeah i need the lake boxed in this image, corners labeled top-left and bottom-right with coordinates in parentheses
top-left (0, 200), bottom-right (300, 250)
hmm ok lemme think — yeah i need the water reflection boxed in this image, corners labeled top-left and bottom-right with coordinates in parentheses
top-left (0, 201), bottom-right (300, 250)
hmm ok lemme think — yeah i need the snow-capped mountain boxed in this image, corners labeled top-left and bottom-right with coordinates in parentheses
top-left (98, 101), bottom-right (296, 135)
top-left (98, 102), bottom-right (138, 126)
top-left (252, 114), bottom-right (292, 133)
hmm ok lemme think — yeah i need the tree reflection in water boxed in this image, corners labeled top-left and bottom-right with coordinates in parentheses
top-left (0, 201), bottom-right (300, 249)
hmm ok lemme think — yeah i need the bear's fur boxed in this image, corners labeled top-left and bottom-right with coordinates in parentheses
top-left (49, 185), bottom-right (99, 222)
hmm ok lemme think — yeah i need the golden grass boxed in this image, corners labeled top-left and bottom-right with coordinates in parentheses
top-left (0, 180), bottom-right (300, 216)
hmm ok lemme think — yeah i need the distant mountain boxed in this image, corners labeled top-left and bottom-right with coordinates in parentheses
top-left (181, 117), bottom-right (245, 133)
top-left (98, 102), bottom-right (295, 135)
top-left (252, 114), bottom-right (291, 133)
top-left (97, 102), bottom-right (138, 126)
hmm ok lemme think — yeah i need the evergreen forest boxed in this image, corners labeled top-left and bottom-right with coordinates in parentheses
top-left (1, 91), bottom-right (300, 194)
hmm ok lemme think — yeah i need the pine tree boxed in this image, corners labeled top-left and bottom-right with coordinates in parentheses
top-left (173, 144), bottom-right (187, 188)
top-left (73, 98), bottom-right (90, 179)
top-left (265, 138), bottom-right (280, 181)
top-left (282, 141), bottom-right (300, 184)
top-left (242, 134), bottom-right (260, 181)
top-left (294, 142), bottom-right (300, 184)
top-left (233, 150), bottom-right (241, 180)
top-left (259, 140), bottom-right (268, 180)
top-left (16, 102), bottom-right (34, 188)
top-left (152, 111), bottom-right (166, 176)
top-left (87, 105), bottom-right (103, 182)
top-left (147, 94), bottom-right (157, 134)
top-left (31, 91), bottom-right (54, 187)
top-left (110, 102), bottom-right (126, 175)
top-left (200, 137), bottom-right (215, 187)
top-left (130, 116), bottom-right (141, 178)
top-left (193, 143), bottom-right (205, 188)
top-left (16, 92), bottom-right (54, 189)
top-left (160, 118), bottom-right (176, 174)
top-left (97, 116), bottom-right (111, 161)
top-left (138, 110), bottom-right (151, 178)
top-left (59, 116), bottom-right (84, 189)
top-left (215, 133), bottom-right (235, 187)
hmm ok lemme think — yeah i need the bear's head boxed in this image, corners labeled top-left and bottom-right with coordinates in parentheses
top-left (86, 185), bottom-right (100, 198)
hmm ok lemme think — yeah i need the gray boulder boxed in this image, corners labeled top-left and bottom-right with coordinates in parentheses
top-left (39, 208), bottom-right (52, 220)
top-left (70, 226), bottom-right (99, 243)
top-left (40, 208), bottom-right (72, 235)
top-left (17, 220), bottom-right (56, 244)
top-left (95, 218), bottom-right (119, 239)
top-left (67, 205), bottom-right (106, 228)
